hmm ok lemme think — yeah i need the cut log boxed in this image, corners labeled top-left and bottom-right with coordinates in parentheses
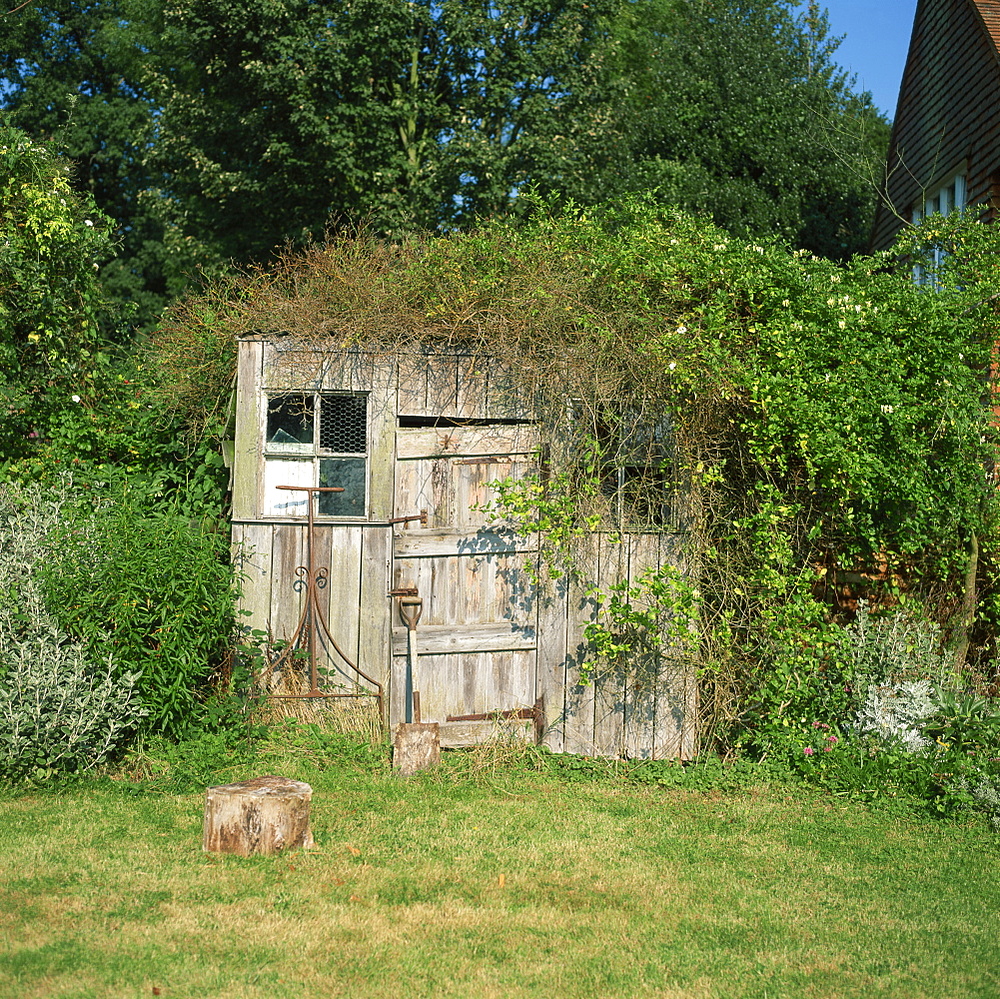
top-left (203, 776), bottom-right (315, 856)
top-left (393, 722), bottom-right (440, 775)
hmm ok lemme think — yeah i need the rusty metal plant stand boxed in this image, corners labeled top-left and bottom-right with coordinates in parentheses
top-left (268, 485), bottom-right (384, 722)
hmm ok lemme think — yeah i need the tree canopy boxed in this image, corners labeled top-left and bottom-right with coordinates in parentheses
top-left (0, 0), bottom-right (889, 323)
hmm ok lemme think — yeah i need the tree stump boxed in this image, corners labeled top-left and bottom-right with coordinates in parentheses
top-left (393, 722), bottom-right (440, 775)
top-left (203, 776), bottom-right (315, 856)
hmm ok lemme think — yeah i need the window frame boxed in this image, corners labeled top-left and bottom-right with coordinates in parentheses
top-left (262, 390), bottom-right (370, 520)
top-left (911, 171), bottom-right (967, 284)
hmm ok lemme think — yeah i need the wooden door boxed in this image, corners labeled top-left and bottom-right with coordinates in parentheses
top-left (389, 421), bottom-right (541, 743)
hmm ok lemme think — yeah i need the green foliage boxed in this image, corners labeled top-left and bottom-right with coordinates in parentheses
top-left (2, 0), bottom-right (887, 314)
top-left (0, 1), bottom-right (167, 326)
top-left (0, 630), bottom-right (146, 781)
top-left (0, 482), bottom-right (146, 779)
top-left (922, 689), bottom-right (1000, 755)
top-left (583, 564), bottom-right (699, 686)
top-left (0, 121), bottom-right (115, 459)
top-left (601, 0), bottom-right (890, 259)
top-left (38, 498), bottom-right (239, 738)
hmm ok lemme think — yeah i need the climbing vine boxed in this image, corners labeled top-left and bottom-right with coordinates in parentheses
top-left (151, 194), bottom-right (1000, 741)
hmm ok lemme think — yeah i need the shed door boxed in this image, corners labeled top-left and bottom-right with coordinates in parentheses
top-left (390, 422), bottom-right (540, 741)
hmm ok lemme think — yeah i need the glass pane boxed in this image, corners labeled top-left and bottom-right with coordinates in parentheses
top-left (267, 396), bottom-right (314, 445)
top-left (264, 458), bottom-right (313, 517)
top-left (318, 458), bottom-right (367, 517)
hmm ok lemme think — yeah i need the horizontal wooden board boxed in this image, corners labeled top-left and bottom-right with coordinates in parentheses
top-left (391, 622), bottom-right (537, 656)
top-left (393, 527), bottom-right (537, 558)
top-left (396, 425), bottom-right (538, 459)
top-left (436, 719), bottom-right (535, 748)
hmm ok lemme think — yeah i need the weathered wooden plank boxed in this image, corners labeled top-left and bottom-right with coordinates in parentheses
top-left (562, 533), bottom-right (600, 756)
top-left (407, 653), bottom-right (467, 723)
top-left (392, 527), bottom-right (537, 558)
top-left (390, 622), bottom-right (537, 656)
top-left (490, 649), bottom-right (537, 721)
top-left (486, 364), bottom-right (537, 422)
top-left (232, 522), bottom-right (274, 639)
top-left (534, 572), bottom-right (568, 753)
top-left (395, 425), bottom-right (538, 460)
top-left (327, 352), bottom-right (373, 394)
top-left (233, 341), bottom-right (264, 520)
top-left (357, 526), bottom-right (393, 707)
top-left (425, 354), bottom-right (459, 415)
top-left (396, 352), bottom-right (429, 415)
top-left (622, 533), bottom-right (661, 760)
top-left (367, 359), bottom-right (397, 522)
top-left (269, 524), bottom-right (309, 646)
top-left (455, 355), bottom-right (490, 419)
top-left (263, 344), bottom-right (326, 390)
top-left (317, 525), bottom-right (362, 689)
top-left (592, 535), bottom-right (628, 757)
top-left (437, 718), bottom-right (534, 748)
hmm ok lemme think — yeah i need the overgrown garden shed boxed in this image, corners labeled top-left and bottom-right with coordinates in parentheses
top-left (231, 337), bottom-right (697, 758)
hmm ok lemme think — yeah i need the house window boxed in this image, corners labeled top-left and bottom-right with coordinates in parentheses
top-left (263, 393), bottom-right (368, 517)
top-left (912, 172), bottom-right (966, 283)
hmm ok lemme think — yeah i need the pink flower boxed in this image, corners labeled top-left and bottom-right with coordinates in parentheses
top-left (803, 746), bottom-right (815, 755)
top-left (823, 746), bottom-right (833, 752)
top-left (827, 735), bottom-right (838, 743)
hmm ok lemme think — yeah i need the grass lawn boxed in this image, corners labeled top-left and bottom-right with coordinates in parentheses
top-left (0, 738), bottom-right (997, 999)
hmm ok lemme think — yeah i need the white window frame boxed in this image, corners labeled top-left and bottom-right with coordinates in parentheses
top-left (262, 391), bottom-right (370, 519)
top-left (912, 172), bottom-right (967, 284)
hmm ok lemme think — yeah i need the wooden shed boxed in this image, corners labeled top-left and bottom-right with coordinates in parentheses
top-left (231, 337), bottom-right (697, 758)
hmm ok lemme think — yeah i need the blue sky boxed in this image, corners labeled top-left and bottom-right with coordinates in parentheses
top-left (823, 0), bottom-right (918, 119)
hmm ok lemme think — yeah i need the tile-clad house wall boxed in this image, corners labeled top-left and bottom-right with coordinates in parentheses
top-left (872, 0), bottom-right (1000, 251)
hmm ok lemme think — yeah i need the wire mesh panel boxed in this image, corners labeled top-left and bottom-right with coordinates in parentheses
top-left (320, 394), bottom-right (367, 454)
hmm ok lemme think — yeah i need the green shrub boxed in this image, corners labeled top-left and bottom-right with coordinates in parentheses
top-left (0, 627), bottom-right (145, 780)
top-left (38, 497), bottom-right (239, 738)
top-left (0, 482), bottom-right (146, 778)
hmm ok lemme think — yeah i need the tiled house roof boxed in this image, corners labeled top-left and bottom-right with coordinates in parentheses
top-left (871, 0), bottom-right (1000, 250)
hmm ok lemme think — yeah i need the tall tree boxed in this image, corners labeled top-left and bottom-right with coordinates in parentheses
top-left (1, 0), bottom-right (889, 313)
top-left (140, 0), bottom-right (625, 266)
top-left (592, 0), bottom-right (890, 259)
top-left (0, 1), bottom-right (168, 324)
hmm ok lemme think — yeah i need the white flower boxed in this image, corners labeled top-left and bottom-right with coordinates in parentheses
top-left (84, 219), bottom-right (93, 227)
top-left (71, 395), bottom-right (81, 403)
top-left (881, 404), bottom-right (894, 415)
top-left (676, 325), bottom-right (687, 335)
top-left (668, 362), bottom-right (677, 371)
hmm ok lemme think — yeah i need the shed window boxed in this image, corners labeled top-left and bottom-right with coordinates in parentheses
top-left (264, 393), bottom-right (368, 518)
top-left (569, 404), bottom-right (672, 529)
